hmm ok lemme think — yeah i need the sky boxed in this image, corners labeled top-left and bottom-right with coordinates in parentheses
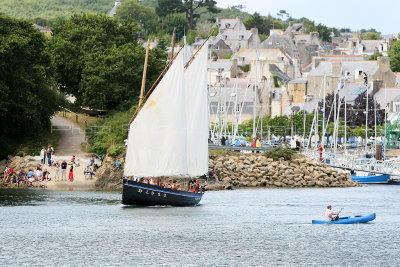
top-left (215, 0), bottom-right (399, 35)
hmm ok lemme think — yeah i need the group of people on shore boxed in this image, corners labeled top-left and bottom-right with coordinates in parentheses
top-left (2, 144), bottom-right (102, 187)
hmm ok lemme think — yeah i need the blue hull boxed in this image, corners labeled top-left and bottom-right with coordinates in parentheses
top-left (350, 174), bottom-right (390, 184)
top-left (312, 213), bottom-right (376, 224)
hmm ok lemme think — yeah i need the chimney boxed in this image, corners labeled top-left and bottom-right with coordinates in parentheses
top-left (310, 32), bottom-right (319, 39)
top-left (289, 21), bottom-right (294, 27)
top-left (251, 28), bottom-right (258, 35)
top-left (377, 56), bottom-right (390, 72)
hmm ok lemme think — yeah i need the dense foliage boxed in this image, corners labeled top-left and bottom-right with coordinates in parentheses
top-left (389, 36), bottom-right (400, 72)
top-left (48, 13), bottom-right (167, 110)
top-left (86, 110), bottom-right (134, 156)
top-left (265, 147), bottom-right (296, 161)
top-left (0, 14), bottom-right (60, 159)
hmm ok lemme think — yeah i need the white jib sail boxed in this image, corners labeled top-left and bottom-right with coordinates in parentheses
top-left (184, 43), bottom-right (209, 176)
top-left (124, 52), bottom-right (188, 177)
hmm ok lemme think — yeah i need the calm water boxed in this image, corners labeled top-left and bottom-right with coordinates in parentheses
top-left (0, 185), bottom-right (399, 266)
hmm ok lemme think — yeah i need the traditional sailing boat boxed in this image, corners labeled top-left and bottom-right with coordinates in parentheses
top-left (122, 40), bottom-right (209, 206)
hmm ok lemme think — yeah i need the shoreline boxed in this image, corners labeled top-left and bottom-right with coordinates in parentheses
top-left (1, 152), bottom-right (359, 192)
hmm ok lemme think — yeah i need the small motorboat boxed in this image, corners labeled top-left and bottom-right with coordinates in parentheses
top-left (350, 173), bottom-right (390, 184)
top-left (312, 213), bottom-right (376, 224)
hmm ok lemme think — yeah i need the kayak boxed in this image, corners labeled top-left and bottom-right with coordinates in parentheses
top-left (312, 213), bottom-right (376, 224)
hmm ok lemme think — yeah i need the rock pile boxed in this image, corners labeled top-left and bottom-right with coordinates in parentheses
top-left (204, 153), bottom-right (358, 190)
top-left (0, 156), bottom-right (38, 173)
top-left (95, 156), bottom-right (124, 189)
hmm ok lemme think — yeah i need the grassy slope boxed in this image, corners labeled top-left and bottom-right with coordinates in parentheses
top-left (0, 0), bottom-right (158, 21)
top-left (0, 0), bottom-right (114, 20)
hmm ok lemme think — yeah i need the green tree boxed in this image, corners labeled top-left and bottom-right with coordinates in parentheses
top-left (182, 0), bottom-right (219, 30)
top-left (389, 40), bottom-right (400, 72)
top-left (49, 13), bottom-right (137, 99)
top-left (362, 32), bottom-right (381, 40)
top-left (0, 14), bottom-right (60, 158)
top-left (80, 44), bottom-right (167, 110)
top-left (163, 13), bottom-right (188, 41)
top-left (116, 0), bottom-right (159, 36)
top-left (49, 13), bottom-right (167, 110)
top-left (369, 52), bottom-right (383, 60)
top-left (156, 0), bottom-right (183, 17)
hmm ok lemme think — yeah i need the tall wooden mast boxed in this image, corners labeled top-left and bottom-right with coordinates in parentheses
top-left (139, 39), bottom-right (151, 107)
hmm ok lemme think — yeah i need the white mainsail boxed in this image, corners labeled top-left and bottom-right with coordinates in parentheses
top-left (184, 43), bottom-right (209, 176)
top-left (124, 52), bottom-right (188, 177)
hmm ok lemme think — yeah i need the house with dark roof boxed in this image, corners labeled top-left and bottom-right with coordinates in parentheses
top-left (192, 37), bottom-right (232, 59)
top-left (307, 57), bottom-right (396, 98)
top-left (260, 32), bottom-right (328, 73)
top-left (216, 28), bottom-right (261, 51)
top-left (374, 87), bottom-right (400, 118)
top-left (215, 17), bottom-right (246, 31)
top-left (285, 22), bottom-right (303, 34)
top-left (355, 40), bottom-right (390, 56)
top-left (208, 59), bottom-right (239, 85)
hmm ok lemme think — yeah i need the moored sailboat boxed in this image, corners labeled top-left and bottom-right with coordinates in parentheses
top-left (122, 39), bottom-right (209, 206)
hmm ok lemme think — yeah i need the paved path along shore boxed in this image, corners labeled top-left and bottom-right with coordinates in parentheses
top-left (50, 115), bottom-right (90, 157)
top-left (39, 116), bottom-right (98, 190)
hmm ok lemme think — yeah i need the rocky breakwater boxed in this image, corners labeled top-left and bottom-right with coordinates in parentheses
top-left (95, 155), bottom-right (124, 190)
top-left (204, 153), bottom-right (358, 191)
top-left (0, 156), bottom-right (40, 187)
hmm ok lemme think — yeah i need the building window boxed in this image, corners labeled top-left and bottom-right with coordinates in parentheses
top-left (241, 56), bottom-right (245, 61)
top-left (224, 35), bottom-right (228, 40)
top-left (215, 45), bottom-right (219, 50)
top-left (219, 103), bottom-right (225, 112)
top-left (276, 42), bottom-right (280, 45)
top-left (226, 23), bottom-right (230, 28)
top-left (236, 103), bottom-right (242, 112)
top-left (395, 103), bottom-right (400, 112)
top-left (239, 35), bottom-right (244, 40)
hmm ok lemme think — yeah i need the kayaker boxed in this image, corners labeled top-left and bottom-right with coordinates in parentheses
top-left (325, 205), bottom-right (339, 221)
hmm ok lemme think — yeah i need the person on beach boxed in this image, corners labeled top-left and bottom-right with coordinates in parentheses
top-left (42, 169), bottom-right (49, 181)
top-left (61, 160), bottom-right (67, 181)
top-left (84, 166), bottom-right (90, 179)
top-left (68, 165), bottom-right (74, 182)
top-left (325, 205), bottom-right (339, 221)
top-left (35, 166), bottom-right (42, 181)
top-left (3, 166), bottom-right (10, 183)
top-left (17, 168), bottom-right (27, 186)
top-left (54, 161), bottom-right (60, 181)
top-left (47, 145), bottom-right (53, 167)
top-left (40, 146), bottom-right (46, 165)
top-left (71, 155), bottom-right (76, 164)
top-left (27, 169), bottom-right (35, 184)
top-left (50, 152), bottom-right (56, 166)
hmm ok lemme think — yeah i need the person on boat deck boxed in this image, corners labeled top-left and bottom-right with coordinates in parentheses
top-left (192, 179), bottom-right (200, 193)
top-left (325, 205), bottom-right (339, 221)
top-left (188, 177), bottom-right (196, 190)
top-left (171, 180), bottom-right (177, 190)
